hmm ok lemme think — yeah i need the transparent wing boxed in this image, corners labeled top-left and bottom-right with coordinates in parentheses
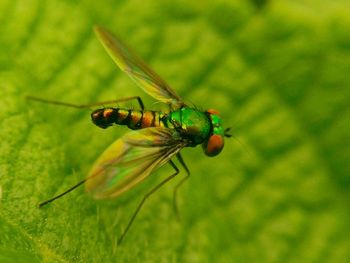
top-left (94, 26), bottom-right (185, 108)
top-left (85, 127), bottom-right (186, 199)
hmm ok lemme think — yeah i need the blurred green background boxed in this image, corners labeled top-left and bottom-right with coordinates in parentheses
top-left (0, 0), bottom-right (349, 262)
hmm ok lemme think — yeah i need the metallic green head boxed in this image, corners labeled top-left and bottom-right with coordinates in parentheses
top-left (168, 107), bottom-right (231, 157)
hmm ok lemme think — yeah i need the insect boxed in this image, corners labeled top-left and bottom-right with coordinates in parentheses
top-left (28, 26), bottom-right (231, 245)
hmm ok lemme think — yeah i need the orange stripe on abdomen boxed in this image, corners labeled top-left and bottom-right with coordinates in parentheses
top-left (92, 108), bottom-right (166, 130)
top-left (128, 111), bottom-right (143, 130)
top-left (141, 111), bottom-right (154, 128)
top-left (115, 109), bottom-right (129, 124)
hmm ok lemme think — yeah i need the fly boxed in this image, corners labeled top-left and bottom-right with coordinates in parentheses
top-left (27, 26), bottom-right (232, 245)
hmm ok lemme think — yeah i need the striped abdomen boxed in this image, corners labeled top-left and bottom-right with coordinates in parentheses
top-left (91, 108), bottom-right (165, 130)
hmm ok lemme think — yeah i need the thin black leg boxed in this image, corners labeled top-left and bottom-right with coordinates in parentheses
top-left (38, 178), bottom-right (87, 208)
top-left (26, 95), bottom-right (144, 110)
top-left (117, 160), bottom-right (179, 245)
top-left (173, 153), bottom-right (190, 220)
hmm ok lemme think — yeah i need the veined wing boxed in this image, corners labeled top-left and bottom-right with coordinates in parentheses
top-left (85, 127), bottom-right (186, 199)
top-left (94, 26), bottom-right (185, 108)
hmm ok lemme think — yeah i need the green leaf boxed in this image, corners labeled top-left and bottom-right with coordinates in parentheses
top-left (1, 0), bottom-right (349, 262)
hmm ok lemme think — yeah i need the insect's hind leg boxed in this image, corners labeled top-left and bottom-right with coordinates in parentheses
top-left (38, 178), bottom-right (88, 207)
top-left (26, 95), bottom-right (145, 110)
top-left (173, 153), bottom-right (190, 221)
top-left (117, 160), bottom-right (179, 245)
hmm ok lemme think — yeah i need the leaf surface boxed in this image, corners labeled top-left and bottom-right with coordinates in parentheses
top-left (0, 0), bottom-right (349, 262)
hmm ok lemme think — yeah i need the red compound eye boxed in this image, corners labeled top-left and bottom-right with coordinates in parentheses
top-left (207, 109), bottom-right (220, 115)
top-left (203, 134), bottom-right (224, 157)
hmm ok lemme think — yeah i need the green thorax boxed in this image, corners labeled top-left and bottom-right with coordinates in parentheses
top-left (165, 107), bottom-right (211, 146)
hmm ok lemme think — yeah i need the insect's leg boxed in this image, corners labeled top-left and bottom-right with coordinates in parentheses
top-left (26, 96), bottom-right (144, 110)
top-left (118, 160), bottom-right (179, 245)
top-left (110, 96), bottom-right (144, 110)
top-left (38, 178), bottom-right (87, 208)
top-left (173, 153), bottom-right (190, 221)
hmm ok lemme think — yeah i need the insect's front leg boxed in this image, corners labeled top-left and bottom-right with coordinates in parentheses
top-left (173, 153), bottom-right (190, 221)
